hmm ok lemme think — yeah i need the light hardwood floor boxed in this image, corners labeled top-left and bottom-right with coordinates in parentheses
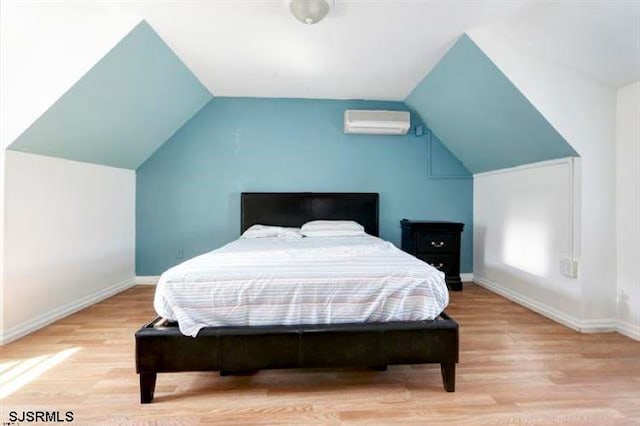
top-left (0, 284), bottom-right (638, 425)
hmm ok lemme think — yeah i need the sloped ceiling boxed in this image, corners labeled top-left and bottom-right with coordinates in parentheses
top-left (470, 1), bottom-right (640, 88)
top-left (404, 34), bottom-right (578, 174)
top-left (112, 1), bottom-right (531, 100)
top-left (7, 20), bottom-right (212, 169)
top-left (6, 2), bottom-right (615, 174)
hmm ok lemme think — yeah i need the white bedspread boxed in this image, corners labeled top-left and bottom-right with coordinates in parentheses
top-left (154, 236), bottom-right (449, 337)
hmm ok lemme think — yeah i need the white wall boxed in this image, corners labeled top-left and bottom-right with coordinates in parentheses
top-left (1, 151), bottom-right (135, 344)
top-left (0, 1), bottom-right (139, 344)
top-left (615, 82), bottom-right (640, 339)
top-left (0, 151), bottom-right (5, 336)
top-left (469, 29), bottom-right (619, 329)
top-left (474, 159), bottom-right (588, 329)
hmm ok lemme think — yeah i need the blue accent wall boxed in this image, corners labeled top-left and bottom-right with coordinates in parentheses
top-left (8, 21), bottom-right (212, 169)
top-left (405, 34), bottom-right (578, 174)
top-left (136, 97), bottom-right (473, 275)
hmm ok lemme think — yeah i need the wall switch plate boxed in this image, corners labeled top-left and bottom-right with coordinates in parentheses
top-left (560, 258), bottom-right (578, 278)
top-left (177, 248), bottom-right (185, 260)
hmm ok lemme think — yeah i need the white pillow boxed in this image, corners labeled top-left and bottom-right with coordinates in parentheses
top-left (241, 225), bottom-right (303, 239)
top-left (300, 220), bottom-right (366, 237)
top-left (302, 229), bottom-right (367, 238)
top-left (301, 220), bottom-right (364, 232)
top-left (241, 224), bottom-right (282, 238)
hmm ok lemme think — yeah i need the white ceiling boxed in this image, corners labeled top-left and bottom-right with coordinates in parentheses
top-left (479, 0), bottom-right (640, 89)
top-left (103, 0), bottom-right (533, 100)
top-left (119, 0), bottom-right (640, 99)
top-left (4, 0), bottom-right (640, 106)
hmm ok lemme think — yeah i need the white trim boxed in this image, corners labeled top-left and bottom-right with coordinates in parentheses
top-left (460, 273), bottom-right (474, 282)
top-left (473, 157), bottom-right (576, 178)
top-left (135, 276), bottom-right (160, 285)
top-left (0, 277), bottom-right (135, 345)
top-left (579, 318), bottom-right (617, 333)
top-left (474, 275), bottom-right (617, 334)
top-left (617, 319), bottom-right (640, 341)
top-left (567, 157), bottom-right (576, 261)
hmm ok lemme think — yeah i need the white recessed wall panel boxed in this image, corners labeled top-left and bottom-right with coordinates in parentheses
top-left (2, 151), bottom-right (135, 343)
top-left (474, 159), bottom-right (584, 327)
top-left (470, 30), bottom-right (617, 325)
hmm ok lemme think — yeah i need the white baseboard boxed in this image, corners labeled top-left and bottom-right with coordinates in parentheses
top-left (460, 273), bottom-right (474, 282)
top-left (0, 277), bottom-right (135, 345)
top-left (135, 276), bottom-right (160, 285)
top-left (473, 275), bottom-right (617, 334)
top-left (617, 319), bottom-right (640, 341)
top-left (578, 318), bottom-right (617, 333)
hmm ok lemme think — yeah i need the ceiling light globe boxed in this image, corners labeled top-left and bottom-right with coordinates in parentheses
top-left (289, 0), bottom-right (332, 25)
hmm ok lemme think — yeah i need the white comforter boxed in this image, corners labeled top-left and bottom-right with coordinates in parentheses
top-left (154, 236), bottom-right (449, 337)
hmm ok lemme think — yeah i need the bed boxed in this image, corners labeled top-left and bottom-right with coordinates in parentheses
top-left (135, 192), bottom-right (459, 403)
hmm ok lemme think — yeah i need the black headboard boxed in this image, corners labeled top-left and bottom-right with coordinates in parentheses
top-left (241, 192), bottom-right (379, 237)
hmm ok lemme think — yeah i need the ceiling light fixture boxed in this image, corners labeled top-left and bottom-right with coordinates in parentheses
top-left (289, 0), bottom-right (334, 25)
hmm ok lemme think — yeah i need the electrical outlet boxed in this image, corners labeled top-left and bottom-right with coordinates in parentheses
top-left (560, 258), bottom-right (578, 278)
top-left (177, 248), bottom-right (185, 260)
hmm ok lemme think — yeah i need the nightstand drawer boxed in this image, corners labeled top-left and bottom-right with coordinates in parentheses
top-left (416, 233), bottom-right (457, 254)
top-left (417, 254), bottom-right (457, 276)
top-left (401, 220), bottom-right (464, 291)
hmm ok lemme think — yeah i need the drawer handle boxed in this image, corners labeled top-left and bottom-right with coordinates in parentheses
top-left (430, 263), bottom-right (444, 269)
top-left (430, 241), bottom-right (445, 248)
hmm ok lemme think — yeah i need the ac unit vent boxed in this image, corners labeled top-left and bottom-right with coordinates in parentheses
top-left (344, 110), bottom-right (411, 135)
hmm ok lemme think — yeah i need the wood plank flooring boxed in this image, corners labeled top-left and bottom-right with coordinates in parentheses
top-left (0, 284), bottom-right (638, 424)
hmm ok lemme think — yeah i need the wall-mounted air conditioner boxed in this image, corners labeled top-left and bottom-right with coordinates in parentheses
top-left (344, 110), bottom-right (411, 135)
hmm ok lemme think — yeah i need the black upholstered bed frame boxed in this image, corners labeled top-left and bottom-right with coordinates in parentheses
top-left (135, 192), bottom-right (458, 403)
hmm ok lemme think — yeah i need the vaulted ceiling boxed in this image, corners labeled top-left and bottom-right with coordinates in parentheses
top-left (2, 0), bottom-right (637, 172)
top-left (3, 0), bottom-right (637, 107)
top-left (122, 0), bottom-right (529, 100)
top-left (104, 0), bottom-right (640, 97)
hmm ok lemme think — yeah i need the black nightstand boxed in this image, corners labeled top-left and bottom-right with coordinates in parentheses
top-left (400, 219), bottom-right (465, 291)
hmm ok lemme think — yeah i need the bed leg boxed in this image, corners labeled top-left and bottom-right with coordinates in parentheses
top-left (140, 372), bottom-right (157, 403)
top-left (370, 365), bottom-right (388, 371)
top-left (440, 363), bottom-right (455, 392)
